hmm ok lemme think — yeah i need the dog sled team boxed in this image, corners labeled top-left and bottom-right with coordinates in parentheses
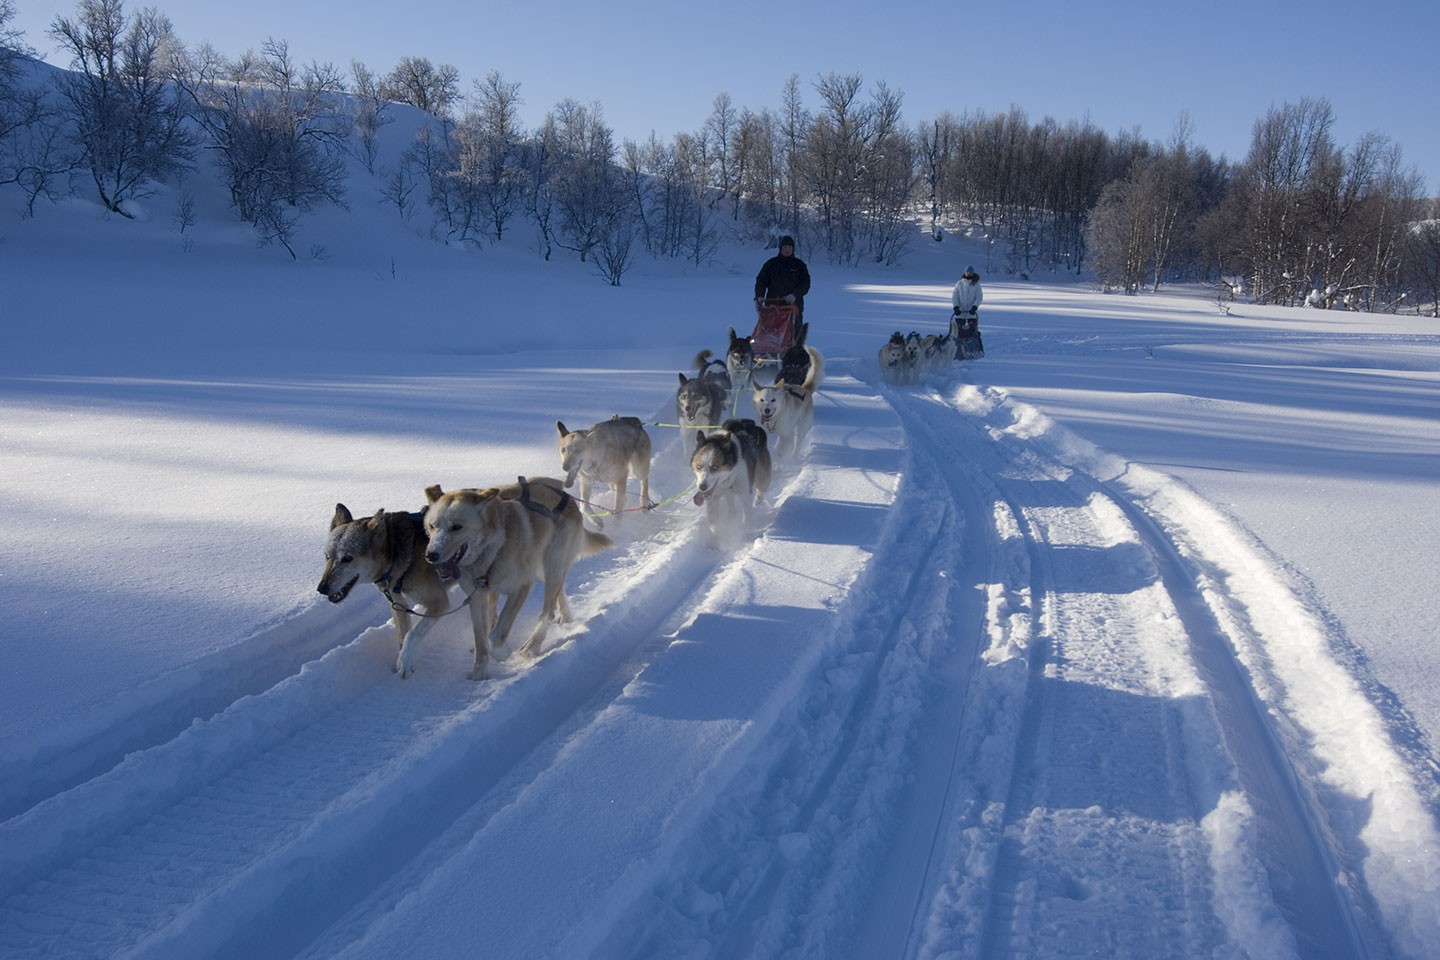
top-left (879, 265), bottom-right (986, 386)
top-left (316, 240), bottom-right (981, 682)
top-left (319, 290), bottom-right (824, 682)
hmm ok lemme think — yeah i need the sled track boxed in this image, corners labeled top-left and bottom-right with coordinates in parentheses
top-left (0, 598), bottom-right (384, 825)
top-left (605, 451), bottom-right (982, 959)
top-left (891, 382), bottom-right (1369, 959)
top-left (0, 457), bottom-right (743, 960)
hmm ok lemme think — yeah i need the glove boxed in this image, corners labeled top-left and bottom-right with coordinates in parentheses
top-left (783, 294), bottom-right (796, 304)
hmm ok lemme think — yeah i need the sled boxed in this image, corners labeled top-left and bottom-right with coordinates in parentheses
top-left (750, 300), bottom-right (801, 358)
top-left (950, 312), bottom-right (985, 360)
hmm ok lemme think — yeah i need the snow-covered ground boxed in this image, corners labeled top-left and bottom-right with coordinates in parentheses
top-left (3, 110), bottom-right (1439, 959)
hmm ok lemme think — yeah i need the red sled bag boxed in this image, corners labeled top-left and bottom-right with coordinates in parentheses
top-left (750, 302), bottom-right (799, 357)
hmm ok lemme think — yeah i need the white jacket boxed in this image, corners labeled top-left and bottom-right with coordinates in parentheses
top-left (952, 277), bottom-right (983, 314)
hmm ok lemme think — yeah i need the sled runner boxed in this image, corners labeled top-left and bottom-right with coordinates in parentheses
top-left (750, 300), bottom-right (801, 359)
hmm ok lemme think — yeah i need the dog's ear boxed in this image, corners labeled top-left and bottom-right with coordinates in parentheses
top-left (556, 420), bottom-right (568, 437)
top-left (332, 503), bottom-right (353, 529)
top-left (695, 430), bottom-right (705, 444)
top-left (424, 484), bottom-right (444, 504)
top-left (678, 372), bottom-right (688, 384)
top-left (728, 326), bottom-right (737, 340)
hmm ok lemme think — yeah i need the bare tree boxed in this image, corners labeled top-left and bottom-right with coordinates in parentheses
top-left (704, 91), bottom-right (738, 211)
top-left (807, 72), bottom-right (867, 264)
top-left (917, 112), bottom-right (959, 240)
top-left (349, 59), bottom-right (392, 174)
top-left (1237, 97), bottom-right (1337, 304)
top-left (594, 214), bottom-right (637, 285)
top-left (380, 55), bottom-right (459, 119)
top-left (777, 74), bottom-right (809, 242)
top-left (2, 0), bottom-right (69, 210)
top-left (1087, 175), bottom-right (1148, 293)
top-left (175, 38), bottom-right (350, 255)
top-left (1403, 198), bottom-right (1440, 317)
top-left (858, 80), bottom-right (914, 264)
top-left (49, 0), bottom-right (194, 215)
top-left (539, 98), bottom-right (624, 262)
top-left (466, 70), bottom-right (523, 241)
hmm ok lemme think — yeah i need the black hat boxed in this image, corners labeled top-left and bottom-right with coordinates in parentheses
top-left (779, 235), bottom-right (795, 249)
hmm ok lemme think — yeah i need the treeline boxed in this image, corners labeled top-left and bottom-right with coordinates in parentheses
top-left (2, 0), bottom-right (1436, 312)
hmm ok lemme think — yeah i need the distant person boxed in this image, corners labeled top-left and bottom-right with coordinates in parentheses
top-left (754, 235), bottom-right (811, 319)
top-left (951, 265), bottom-right (984, 358)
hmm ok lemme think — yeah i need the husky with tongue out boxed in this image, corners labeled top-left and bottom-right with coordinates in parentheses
top-left (417, 476), bottom-right (612, 680)
top-left (690, 418), bottom-right (772, 544)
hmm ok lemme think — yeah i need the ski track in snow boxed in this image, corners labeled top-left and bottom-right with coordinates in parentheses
top-left (0, 362), bottom-right (1423, 959)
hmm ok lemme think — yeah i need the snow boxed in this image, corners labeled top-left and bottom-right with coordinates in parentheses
top-left (3, 106), bottom-right (1440, 960)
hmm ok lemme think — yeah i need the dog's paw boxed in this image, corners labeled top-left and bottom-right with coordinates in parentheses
top-left (396, 656), bottom-right (415, 679)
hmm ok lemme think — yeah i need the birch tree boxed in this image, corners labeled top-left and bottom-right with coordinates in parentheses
top-left (50, 0), bottom-right (194, 215)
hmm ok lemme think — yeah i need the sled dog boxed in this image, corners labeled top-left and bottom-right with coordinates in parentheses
top-left (776, 321), bottom-right (813, 386)
top-left (725, 326), bottom-right (757, 388)
top-left (878, 331), bottom-right (912, 385)
top-left (920, 332), bottom-right (957, 373)
top-left (319, 505), bottom-right (481, 659)
top-left (753, 344), bottom-right (824, 463)
top-left (556, 415), bottom-right (655, 528)
top-left (691, 417), bottom-right (772, 540)
top-left (417, 477), bottom-right (612, 679)
top-left (903, 331), bottom-right (924, 380)
top-left (694, 348), bottom-right (733, 398)
top-left (676, 355), bottom-right (729, 456)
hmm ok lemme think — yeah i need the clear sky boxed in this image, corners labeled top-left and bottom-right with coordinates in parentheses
top-left (11, 0), bottom-right (1439, 192)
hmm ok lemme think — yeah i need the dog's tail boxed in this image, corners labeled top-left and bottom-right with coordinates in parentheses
top-left (693, 349), bottom-right (715, 374)
top-left (803, 346), bottom-right (826, 391)
top-left (583, 528), bottom-right (615, 556)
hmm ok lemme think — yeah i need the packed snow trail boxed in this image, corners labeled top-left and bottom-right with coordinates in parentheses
top-left (1, 365), bottom-right (1421, 959)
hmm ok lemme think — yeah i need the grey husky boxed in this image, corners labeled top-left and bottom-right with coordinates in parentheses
top-left (556, 415), bottom-right (655, 527)
top-left (318, 504), bottom-right (470, 658)
top-left (676, 350), bottom-right (730, 455)
top-left (726, 326), bottom-right (757, 388)
top-left (420, 477), bottom-right (613, 679)
top-left (690, 417), bottom-right (772, 540)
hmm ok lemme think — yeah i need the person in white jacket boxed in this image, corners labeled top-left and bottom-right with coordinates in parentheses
top-left (951, 266), bottom-right (984, 358)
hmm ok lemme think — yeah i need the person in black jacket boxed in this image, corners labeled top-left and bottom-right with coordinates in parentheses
top-left (754, 235), bottom-right (811, 319)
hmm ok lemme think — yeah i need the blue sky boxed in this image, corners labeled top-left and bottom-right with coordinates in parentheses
top-left (12, 0), bottom-right (1439, 192)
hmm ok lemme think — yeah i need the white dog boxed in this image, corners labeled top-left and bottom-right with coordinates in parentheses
top-left (752, 344), bottom-right (824, 462)
top-left (920, 333), bottom-right (957, 373)
top-left (878, 332), bottom-right (912, 385)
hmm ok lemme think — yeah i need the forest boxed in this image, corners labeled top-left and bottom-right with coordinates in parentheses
top-left (3, 0), bottom-right (1437, 314)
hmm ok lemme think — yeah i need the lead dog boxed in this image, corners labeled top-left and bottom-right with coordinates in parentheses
top-left (753, 343), bottom-right (824, 463)
top-left (878, 331), bottom-right (913, 385)
top-left (691, 417), bottom-right (772, 541)
top-left (418, 477), bottom-right (613, 679)
top-left (318, 504), bottom-right (487, 660)
top-left (556, 415), bottom-right (655, 528)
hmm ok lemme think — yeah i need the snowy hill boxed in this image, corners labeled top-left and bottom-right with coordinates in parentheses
top-left (3, 88), bottom-right (1440, 960)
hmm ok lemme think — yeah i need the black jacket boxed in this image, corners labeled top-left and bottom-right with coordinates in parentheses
top-left (754, 252), bottom-right (811, 308)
